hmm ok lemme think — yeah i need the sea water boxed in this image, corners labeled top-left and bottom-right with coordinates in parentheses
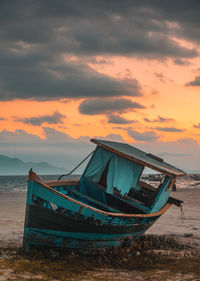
top-left (0, 175), bottom-right (80, 192)
top-left (0, 174), bottom-right (200, 192)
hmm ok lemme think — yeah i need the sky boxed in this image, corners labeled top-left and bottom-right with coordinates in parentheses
top-left (0, 0), bottom-right (200, 172)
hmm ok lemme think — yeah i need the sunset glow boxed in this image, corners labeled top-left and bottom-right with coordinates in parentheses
top-left (0, 1), bottom-right (200, 171)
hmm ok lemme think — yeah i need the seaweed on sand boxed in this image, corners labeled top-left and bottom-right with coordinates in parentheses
top-left (0, 235), bottom-right (199, 281)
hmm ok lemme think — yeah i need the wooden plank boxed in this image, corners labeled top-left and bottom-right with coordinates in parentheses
top-left (32, 178), bottom-right (172, 218)
top-left (67, 188), bottom-right (120, 213)
top-left (45, 179), bottom-right (79, 187)
top-left (138, 180), bottom-right (157, 192)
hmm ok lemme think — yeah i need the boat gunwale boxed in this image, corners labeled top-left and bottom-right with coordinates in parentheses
top-left (45, 179), bottom-right (79, 187)
top-left (31, 178), bottom-right (172, 218)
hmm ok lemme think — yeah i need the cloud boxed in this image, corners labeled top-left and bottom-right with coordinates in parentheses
top-left (107, 114), bottom-right (136, 124)
top-left (0, 55), bottom-right (142, 100)
top-left (155, 127), bottom-right (184, 132)
top-left (14, 111), bottom-right (66, 126)
top-left (128, 129), bottom-right (159, 142)
top-left (1, 1), bottom-right (198, 57)
top-left (144, 115), bottom-right (174, 123)
top-left (0, 128), bottom-right (93, 169)
top-left (0, 1), bottom-right (199, 101)
top-left (157, 152), bottom-right (191, 158)
top-left (193, 123), bottom-right (200, 129)
top-left (0, 129), bottom-right (42, 144)
top-left (79, 98), bottom-right (145, 115)
top-left (151, 89), bottom-right (159, 95)
top-left (0, 128), bottom-right (124, 170)
top-left (155, 116), bottom-right (174, 122)
top-left (154, 72), bottom-right (166, 83)
top-left (0, 127), bottom-right (200, 171)
top-left (185, 76), bottom-right (200, 87)
top-left (173, 58), bottom-right (190, 65)
top-left (0, 117), bottom-right (5, 120)
top-left (93, 134), bottom-right (125, 143)
top-left (134, 137), bottom-right (200, 171)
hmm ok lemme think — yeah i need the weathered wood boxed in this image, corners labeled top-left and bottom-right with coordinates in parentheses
top-left (28, 169), bottom-right (37, 181)
top-left (168, 196), bottom-right (183, 207)
top-left (32, 178), bottom-right (171, 218)
top-left (167, 178), bottom-right (176, 190)
top-left (45, 179), bottom-right (79, 187)
top-left (138, 180), bottom-right (157, 192)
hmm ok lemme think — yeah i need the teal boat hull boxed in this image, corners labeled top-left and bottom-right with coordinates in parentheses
top-left (24, 203), bottom-right (155, 249)
top-left (23, 176), bottom-right (166, 250)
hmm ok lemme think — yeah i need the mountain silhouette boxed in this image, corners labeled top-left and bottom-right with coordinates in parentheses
top-left (0, 154), bottom-right (66, 175)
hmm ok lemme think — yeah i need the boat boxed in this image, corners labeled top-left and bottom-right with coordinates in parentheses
top-left (23, 139), bottom-right (185, 250)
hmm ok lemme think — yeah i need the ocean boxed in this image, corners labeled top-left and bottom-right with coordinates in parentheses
top-left (0, 174), bottom-right (80, 192)
top-left (0, 174), bottom-right (200, 192)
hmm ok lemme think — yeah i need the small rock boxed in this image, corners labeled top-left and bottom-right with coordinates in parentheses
top-left (184, 233), bottom-right (193, 237)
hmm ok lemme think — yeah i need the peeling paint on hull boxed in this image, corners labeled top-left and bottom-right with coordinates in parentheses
top-left (23, 171), bottom-right (173, 250)
top-left (23, 203), bottom-right (156, 249)
top-left (24, 227), bottom-right (147, 249)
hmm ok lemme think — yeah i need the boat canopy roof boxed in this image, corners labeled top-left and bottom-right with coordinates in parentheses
top-left (91, 139), bottom-right (186, 177)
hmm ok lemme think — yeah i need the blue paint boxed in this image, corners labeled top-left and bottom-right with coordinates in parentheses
top-left (106, 153), bottom-right (144, 195)
top-left (31, 181), bottom-right (106, 221)
top-left (24, 227), bottom-right (146, 249)
top-left (26, 181), bottom-right (33, 205)
top-left (83, 147), bottom-right (143, 195)
top-left (79, 177), bottom-right (107, 205)
top-left (151, 176), bottom-right (172, 212)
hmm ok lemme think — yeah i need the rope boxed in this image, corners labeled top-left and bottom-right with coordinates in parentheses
top-left (180, 204), bottom-right (185, 223)
top-left (58, 150), bottom-right (95, 180)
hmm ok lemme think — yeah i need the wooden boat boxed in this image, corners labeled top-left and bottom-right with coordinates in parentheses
top-left (23, 139), bottom-right (185, 250)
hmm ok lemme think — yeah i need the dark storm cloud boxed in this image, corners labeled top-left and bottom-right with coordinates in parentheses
top-left (79, 98), bottom-right (145, 115)
top-left (0, 47), bottom-right (142, 100)
top-left (0, 0), bottom-right (200, 101)
top-left (155, 127), bottom-right (184, 132)
top-left (14, 111), bottom-right (66, 126)
top-left (134, 1), bottom-right (200, 45)
top-left (1, 1), bottom-right (198, 57)
top-left (107, 114), bottom-right (135, 124)
top-left (128, 129), bottom-right (159, 142)
top-left (185, 76), bottom-right (200, 87)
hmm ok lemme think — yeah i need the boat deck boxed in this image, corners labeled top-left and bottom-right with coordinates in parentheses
top-left (45, 178), bottom-right (152, 215)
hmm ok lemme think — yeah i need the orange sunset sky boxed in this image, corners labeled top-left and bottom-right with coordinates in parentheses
top-left (0, 1), bottom-right (200, 172)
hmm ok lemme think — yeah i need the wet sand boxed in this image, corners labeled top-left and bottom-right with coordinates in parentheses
top-left (0, 189), bottom-right (200, 280)
top-left (0, 188), bottom-right (200, 248)
top-left (148, 188), bottom-right (200, 248)
top-left (0, 191), bottom-right (26, 247)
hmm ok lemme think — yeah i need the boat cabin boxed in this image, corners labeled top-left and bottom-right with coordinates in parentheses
top-left (77, 139), bottom-right (185, 213)
top-left (45, 139), bottom-right (185, 215)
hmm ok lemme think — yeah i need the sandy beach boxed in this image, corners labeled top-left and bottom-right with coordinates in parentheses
top-left (0, 188), bottom-right (200, 248)
top-left (0, 188), bottom-right (200, 280)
